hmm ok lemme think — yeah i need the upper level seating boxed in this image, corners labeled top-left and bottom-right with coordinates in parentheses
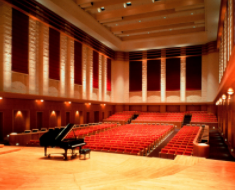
top-left (134, 112), bottom-right (185, 122)
top-left (104, 111), bottom-right (139, 124)
top-left (65, 123), bottom-right (117, 139)
top-left (83, 124), bottom-right (174, 156)
top-left (160, 126), bottom-right (200, 159)
top-left (189, 112), bottom-right (217, 123)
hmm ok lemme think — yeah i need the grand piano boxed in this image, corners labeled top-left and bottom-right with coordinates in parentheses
top-left (40, 123), bottom-right (86, 160)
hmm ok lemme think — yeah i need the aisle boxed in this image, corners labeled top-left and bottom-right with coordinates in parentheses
top-left (148, 129), bottom-right (179, 158)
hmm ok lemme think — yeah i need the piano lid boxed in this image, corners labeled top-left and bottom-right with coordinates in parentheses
top-left (55, 123), bottom-right (77, 142)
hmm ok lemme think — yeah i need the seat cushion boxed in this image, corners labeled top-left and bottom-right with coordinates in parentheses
top-left (80, 149), bottom-right (91, 154)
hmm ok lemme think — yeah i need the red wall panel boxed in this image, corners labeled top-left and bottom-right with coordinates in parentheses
top-left (49, 28), bottom-right (60, 80)
top-left (12, 8), bottom-right (29, 74)
top-left (147, 60), bottom-right (161, 91)
top-left (74, 41), bottom-right (82, 85)
top-left (129, 61), bottom-right (142, 92)
top-left (107, 58), bottom-right (112, 91)
top-left (186, 56), bottom-right (202, 90)
top-left (93, 51), bottom-right (99, 88)
top-left (166, 58), bottom-right (180, 91)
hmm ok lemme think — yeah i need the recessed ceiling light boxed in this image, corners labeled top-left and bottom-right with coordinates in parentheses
top-left (193, 26), bottom-right (196, 28)
top-left (164, 17), bottom-right (166, 19)
top-left (100, 7), bottom-right (105, 11)
top-left (139, 20), bottom-right (141, 22)
top-left (148, 32), bottom-right (149, 34)
top-left (116, 24), bottom-right (118, 26)
top-left (123, 3), bottom-right (126, 8)
top-left (170, 29), bottom-right (172, 31)
top-left (126, 2), bottom-right (132, 6)
top-left (152, 0), bottom-right (160, 2)
top-left (127, 35), bottom-right (129, 36)
top-left (191, 13), bottom-right (193, 15)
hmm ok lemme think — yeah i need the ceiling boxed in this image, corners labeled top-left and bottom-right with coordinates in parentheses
top-left (76, 0), bottom-right (206, 41)
top-left (36, 0), bottom-right (221, 51)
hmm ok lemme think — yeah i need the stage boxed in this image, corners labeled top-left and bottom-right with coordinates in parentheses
top-left (0, 146), bottom-right (235, 190)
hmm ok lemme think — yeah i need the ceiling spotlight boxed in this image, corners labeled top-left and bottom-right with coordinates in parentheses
top-left (152, 0), bottom-right (160, 2)
top-left (40, 99), bottom-right (44, 102)
top-left (100, 7), bottom-right (105, 11)
top-left (126, 2), bottom-right (132, 6)
top-left (139, 20), bottom-right (141, 22)
top-left (127, 35), bottom-right (129, 36)
top-left (116, 24), bottom-right (118, 26)
top-left (164, 17), bottom-right (166, 19)
top-left (191, 13), bottom-right (194, 15)
top-left (148, 32), bottom-right (149, 34)
top-left (123, 3), bottom-right (127, 8)
top-left (193, 26), bottom-right (196, 28)
top-left (170, 29), bottom-right (172, 31)
top-left (227, 88), bottom-right (234, 95)
top-left (0, 97), bottom-right (2, 99)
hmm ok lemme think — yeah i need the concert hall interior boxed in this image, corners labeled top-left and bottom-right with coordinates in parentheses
top-left (1, 0), bottom-right (235, 189)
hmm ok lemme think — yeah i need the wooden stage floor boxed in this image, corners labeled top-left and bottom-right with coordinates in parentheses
top-left (0, 146), bottom-right (235, 190)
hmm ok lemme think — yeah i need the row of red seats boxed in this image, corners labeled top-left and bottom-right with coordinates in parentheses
top-left (160, 126), bottom-right (200, 159)
top-left (65, 124), bottom-right (117, 139)
top-left (83, 124), bottom-right (174, 156)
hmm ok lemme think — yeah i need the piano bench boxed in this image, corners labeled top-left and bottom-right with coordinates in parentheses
top-left (79, 148), bottom-right (91, 160)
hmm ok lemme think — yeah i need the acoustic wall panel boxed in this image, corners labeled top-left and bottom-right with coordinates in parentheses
top-left (49, 28), bottom-right (60, 80)
top-left (147, 59), bottom-right (161, 91)
top-left (107, 58), bottom-right (111, 91)
top-left (129, 61), bottom-right (142, 92)
top-left (166, 58), bottom-right (180, 91)
top-left (186, 56), bottom-right (202, 90)
top-left (12, 8), bottom-right (29, 74)
top-left (93, 50), bottom-right (99, 88)
top-left (74, 41), bottom-right (82, 85)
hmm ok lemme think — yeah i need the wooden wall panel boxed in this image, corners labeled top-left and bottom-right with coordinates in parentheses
top-left (129, 105), bottom-right (142, 111)
top-left (166, 105), bottom-right (180, 112)
top-left (186, 105), bottom-right (201, 111)
top-left (147, 105), bottom-right (160, 112)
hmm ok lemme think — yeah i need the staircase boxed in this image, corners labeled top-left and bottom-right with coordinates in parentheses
top-left (182, 115), bottom-right (192, 127)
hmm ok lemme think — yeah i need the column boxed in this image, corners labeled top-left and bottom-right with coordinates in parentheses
top-left (67, 38), bottom-right (74, 98)
top-left (142, 52), bottom-right (147, 102)
top-left (82, 44), bottom-right (87, 99)
top-left (0, 3), bottom-right (12, 92)
top-left (161, 49), bottom-right (166, 102)
top-left (38, 23), bottom-right (49, 96)
top-left (102, 56), bottom-right (107, 101)
top-left (180, 48), bottom-right (186, 102)
top-left (60, 34), bottom-right (67, 97)
top-left (98, 53), bottom-right (102, 101)
top-left (86, 47), bottom-right (93, 100)
top-left (28, 18), bottom-right (39, 94)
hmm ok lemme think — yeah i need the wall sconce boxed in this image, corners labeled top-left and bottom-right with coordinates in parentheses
top-left (219, 98), bottom-right (222, 104)
top-left (222, 94), bottom-right (226, 100)
top-left (0, 97), bottom-right (2, 99)
top-left (227, 88), bottom-right (234, 99)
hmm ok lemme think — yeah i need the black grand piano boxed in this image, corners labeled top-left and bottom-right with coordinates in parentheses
top-left (40, 123), bottom-right (86, 160)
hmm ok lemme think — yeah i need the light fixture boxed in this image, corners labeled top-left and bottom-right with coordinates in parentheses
top-left (227, 88), bottom-right (234, 95)
top-left (193, 26), bottom-right (196, 28)
top-left (100, 7), bottom-right (105, 11)
top-left (0, 97), bottom-right (2, 99)
top-left (170, 29), bottom-right (172, 31)
top-left (219, 98), bottom-right (222, 103)
top-left (139, 20), bottom-right (141, 22)
top-left (191, 13), bottom-right (193, 15)
top-left (152, 0), bottom-right (160, 2)
top-left (164, 17), bottom-right (166, 19)
top-left (16, 143), bottom-right (19, 146)
top-left (231, 149), bottom-right (234, 152)
top-left (222, 94), bottom-right (226, 100)
top-left (41, 99), bottom-right (44, 102)
top-left (68, 101), bottom-right (71, 104)
top-left (116, 24), bottom-right (118, 26)
top-left (225, 139), bottom-right (227, 141)
top-left (97, 8), bottom-right (101, 12)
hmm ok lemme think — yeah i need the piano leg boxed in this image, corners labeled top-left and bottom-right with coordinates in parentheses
top-left (64, 149), bottom-right (68, 160)
top-left (44, 146), bottom-right (47, 156)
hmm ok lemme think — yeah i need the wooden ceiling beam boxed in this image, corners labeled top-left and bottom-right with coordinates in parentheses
top-left (84, 0), bottom-right (140, 11)
top-left (119, 22), bottom-right (198, 36)
top-left (94, 0), bottom-right (204, 21)
top-left (121, 27), bottom-right (205, 41)
top-left (75, 0), bottom-right (106, 5)
top-left (111, 14), bottom-right (205, 32)
top-left (103, 8), bottom-right (204, 27)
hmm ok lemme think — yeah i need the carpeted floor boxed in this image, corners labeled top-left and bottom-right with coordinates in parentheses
top-left (208, 129), bottom-right (235, 162)
top-left (148, 129), bottom-right (179, 158)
